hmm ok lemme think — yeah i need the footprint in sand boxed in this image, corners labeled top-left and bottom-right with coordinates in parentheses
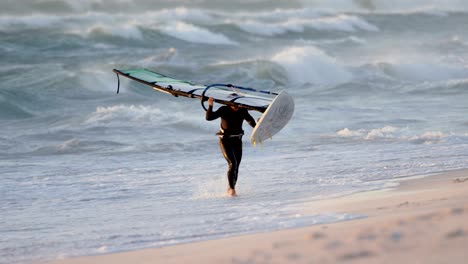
top-left (390, 231), bottom-right (404, 243)
top-left (358, 232), bottom-right (377, 241)
top-left (446, 228), bottom-right (466, 239)
top-left (326, 240), bottom-right (343, 250)
top-left (338, 250), bottom-right (375, 261)
top-left (416, 212), bottom-right (439, 221)
top-left (398, 201), bottom-right (422, 208)
top-left (397, 220), bottom-right (406, 226)
top-left (453, 178), bottom-right (468, 183)
top-left (451, 207), bottom-right (464, 215)
top-left (272, 241), bottom-right (293, 249)
top-left (309, 231), bottom-right (326, 240)
top-left (286, 252), bottom-right (302, 261)
top-left (232, 250), bottom-right (272, 264)
top-left (398, 201), bottom-right (409, 207)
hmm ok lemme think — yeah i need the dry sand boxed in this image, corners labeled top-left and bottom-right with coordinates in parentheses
top-left (46, 169), bottom-right (468, 264)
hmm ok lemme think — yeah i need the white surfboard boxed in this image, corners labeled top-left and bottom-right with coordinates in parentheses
top-left (250, 91), bottom-right (294, 145)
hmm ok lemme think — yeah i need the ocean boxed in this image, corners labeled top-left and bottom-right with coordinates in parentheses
top-left (1, 1), bottom-right (468, 263)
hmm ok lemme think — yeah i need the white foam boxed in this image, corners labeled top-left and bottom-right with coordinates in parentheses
top-left (0, 12), bottom-right (144, 41)
top-left (271, 46), bottom-right (353, 86)
top-left (95, 245), bottom-right (108, 253)
top-left (86, 22), bottom-right (143, 40)
top-left (309, 14), bottom-right (378, 32)
top-left (336, 128), bottom-right (364, 137)
top-left (365, 126), bottom-right (398, 140)
top-left (237, 20), bottom-right (292, 37)
top-left (193, 176), bottom-right (228, 199)
top-left (0, 14), bottom-right (62, 30)
top-left (0, 8), bottom-right (218, 43)
top-left (409, 131), bottom-right (447, 145)
top-left (83, 104), bottom-right (207, 132)
top-left (228, 7), bottom-right (328, 22)
top-left (160, 21), bottom-right (237, 45)
top-left (448, 35), bottom-right (468, 47)
top-left (336, 126), bottom-right (398, 140)
top-left (84, 105), bottom-right (164, 125)
top-left (378, 61), bottom-right (468, 82)
top-left (235, 14), bottom-right (378, 36)
top-left (3, 1), bottom-right (468, 17)
top-left (299, 0), bottom-right (468, 13)
top-left (297, 36), bottom-right (368, 47)
top-left (335, 126), bottom-right (455, 145)
top-left (149, 7), bottom-right (215, 24)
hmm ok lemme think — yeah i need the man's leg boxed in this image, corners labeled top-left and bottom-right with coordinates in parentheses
top-left (231, 137), bottom-right (243, 189)
top-left (219, 138), bottom-right (238, 193)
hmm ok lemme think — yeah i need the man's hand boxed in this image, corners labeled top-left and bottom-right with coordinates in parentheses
top-left (208, 97), bottom-right (214, 106)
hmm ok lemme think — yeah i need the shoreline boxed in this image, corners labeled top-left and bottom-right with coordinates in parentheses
top-left (45, 169), bottom-right (468, 264)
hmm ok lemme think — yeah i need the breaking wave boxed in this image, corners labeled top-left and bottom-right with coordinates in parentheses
top-left (85, 105), bottom-right (169, 126)
top-left (234, 14), bottom-right (378, 36)
top-left (271, 46), bottom-right (352, 86)
top-left (159, 21), bottom-right (237, 45)
top-left (335, 126), bottom-right (467, 145)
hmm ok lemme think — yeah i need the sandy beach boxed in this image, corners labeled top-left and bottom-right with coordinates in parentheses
top-left (45, 169), bottom-right (468, 264)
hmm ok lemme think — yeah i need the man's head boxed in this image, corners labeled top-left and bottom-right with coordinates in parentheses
top-left (230, 105), bottom-right (239, 111)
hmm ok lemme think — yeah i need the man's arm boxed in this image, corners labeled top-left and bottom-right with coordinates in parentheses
top-left (205, 97), bottom-right (220, 121)
top-left (245, 111), bottom-right (256, 128)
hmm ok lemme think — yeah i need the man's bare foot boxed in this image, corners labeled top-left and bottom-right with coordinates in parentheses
top-left (227, 188), bottom-right (237, 197)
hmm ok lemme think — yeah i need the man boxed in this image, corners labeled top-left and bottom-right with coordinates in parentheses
top-left (205, 97), bottom-right (256, 196)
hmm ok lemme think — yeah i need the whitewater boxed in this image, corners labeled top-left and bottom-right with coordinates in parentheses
top-left (1, 1), bottom-right (468, 263)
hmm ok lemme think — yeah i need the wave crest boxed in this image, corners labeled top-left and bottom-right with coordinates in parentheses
top-left (160, 21), bottom-right (237, 45)
top-left (84, 105), bottom-right (164, 126)
top-left (272, 46), bottom-right (352, 86)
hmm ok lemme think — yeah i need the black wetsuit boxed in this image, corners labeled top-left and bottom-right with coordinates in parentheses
top-left (206, 105), bottom-right (256, 190)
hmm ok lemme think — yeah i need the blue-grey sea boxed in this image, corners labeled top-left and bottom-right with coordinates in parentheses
top-left (1, 1), bottom-right (468, 263)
